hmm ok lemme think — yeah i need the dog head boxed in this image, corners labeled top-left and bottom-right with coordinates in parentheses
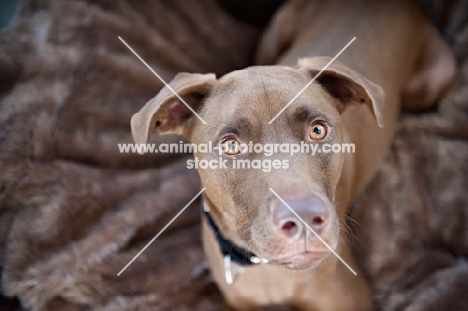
top-left (131, 57), bottom-right (384, 269)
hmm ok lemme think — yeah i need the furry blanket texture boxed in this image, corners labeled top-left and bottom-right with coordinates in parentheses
top-left (0, 0), bottom-right (467, 310)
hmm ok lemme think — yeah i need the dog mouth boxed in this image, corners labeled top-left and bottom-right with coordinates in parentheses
top-left (251, 235), bottom-right (337, 270)
top-left (270, 251), bottom-right (329, 269)
top-left (269, 251), bottom-right (330, 269)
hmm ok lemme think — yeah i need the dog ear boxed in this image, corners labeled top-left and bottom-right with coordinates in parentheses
top-left (131, 72), bottom-right (216, 145)
top-left (299, 57), bottom-right (385, 128)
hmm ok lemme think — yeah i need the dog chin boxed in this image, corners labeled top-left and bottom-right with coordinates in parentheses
top-left (273, 251), bottom-right (330, 270)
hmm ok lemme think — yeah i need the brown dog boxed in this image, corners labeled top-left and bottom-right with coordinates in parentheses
top-left (130, 0), bottom-right (455, 310)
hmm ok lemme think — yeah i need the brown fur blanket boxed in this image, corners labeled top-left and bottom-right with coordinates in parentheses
top-left (0, 0), bottom-right (467, 310)
top-left (0, 1), bottom-right (266, 310)
top-left (351, 1), bottom-right (468, 309)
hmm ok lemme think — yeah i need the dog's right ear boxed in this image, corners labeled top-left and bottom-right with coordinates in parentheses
top-left (131, 72), bottom-right (217, 146)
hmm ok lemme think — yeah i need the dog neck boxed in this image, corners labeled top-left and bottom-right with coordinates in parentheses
top-left (202, 199), bottom-right (268, 267)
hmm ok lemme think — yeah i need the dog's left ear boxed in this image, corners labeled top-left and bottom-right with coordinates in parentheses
top-left (299, 57), bottom-right (385, 127)
top-left (131, 72), bottom-right (217, 148)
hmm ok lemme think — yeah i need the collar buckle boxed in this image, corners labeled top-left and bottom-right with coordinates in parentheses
top-left (249, 256), bottom-right (269, 264)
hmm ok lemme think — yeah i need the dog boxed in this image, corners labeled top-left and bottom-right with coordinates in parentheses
top-left (130, 0), bottom-right (455, 309)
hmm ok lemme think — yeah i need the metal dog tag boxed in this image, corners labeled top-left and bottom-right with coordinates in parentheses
top-left (224, 254), bottom-right (244, 285)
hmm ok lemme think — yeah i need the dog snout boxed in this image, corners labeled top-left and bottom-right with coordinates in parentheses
top-left (272, 196), bottom-right (329, 240)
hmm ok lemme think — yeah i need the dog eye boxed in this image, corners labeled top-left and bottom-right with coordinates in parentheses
top-left (221, 138), bottom-right (241, 155)
top-left (309, 122), bottom-right (327, 140)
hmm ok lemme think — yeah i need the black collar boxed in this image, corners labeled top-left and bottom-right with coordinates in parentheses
top-left (203, 209), bottom-right (262, 266)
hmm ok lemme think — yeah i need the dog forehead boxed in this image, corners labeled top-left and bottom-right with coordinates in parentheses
top-left (207, 66), bottom-right (334, 120)
top-left (217, 66), bottom-right (307, 95)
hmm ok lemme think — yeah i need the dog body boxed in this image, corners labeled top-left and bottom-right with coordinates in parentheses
top-left (131, 0), bottom-right (455, 310)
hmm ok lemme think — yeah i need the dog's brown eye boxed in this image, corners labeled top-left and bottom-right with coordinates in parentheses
top-left (221, 138), bottom-right (241, 155)
top-left (309, 123), bottom-right (327, 140)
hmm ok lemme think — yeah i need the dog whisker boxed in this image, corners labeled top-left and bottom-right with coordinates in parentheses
top-left (345, 214), bottom-right (363, 229)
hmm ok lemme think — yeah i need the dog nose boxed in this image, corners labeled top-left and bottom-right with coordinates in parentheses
top-left (273, 196), bottom-right (329, 240)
